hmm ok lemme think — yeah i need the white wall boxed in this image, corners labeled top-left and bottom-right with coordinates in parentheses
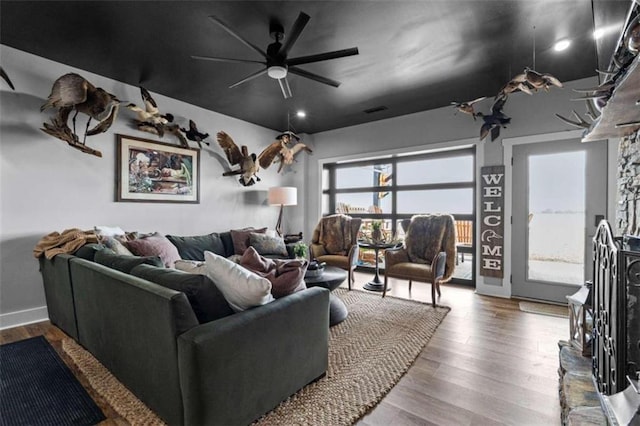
top-left (303, 75), bottom-right (616, 297)
top-left (0, 45), bottom-right (305, 327)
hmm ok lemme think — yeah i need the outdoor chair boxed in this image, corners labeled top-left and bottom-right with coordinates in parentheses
top-left (455, 219), bottom-right (473, 264)
top-left (310, 214), bottom-right (362, 290)
top-left (383, 214), bottom-right (456, 306)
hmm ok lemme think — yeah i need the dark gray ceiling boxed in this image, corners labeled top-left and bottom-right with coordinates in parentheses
top-left (0, 1), bottom-right (631, 134)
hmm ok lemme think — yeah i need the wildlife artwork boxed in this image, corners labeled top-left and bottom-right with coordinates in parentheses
top-left (40, 73), bottom-right (121, 157)
top-left (216, 131), bottom-right (262, 186)
top-left (180, 119), bottom-right (210, 148)
top-left (127, 87), bottom-right (189, 148)
top-left (216, 130), bottom-right (312, 186)
top-left (258, 131), bottom-right (313, 173)
top-left (452, 67), bottom-right (562, 142)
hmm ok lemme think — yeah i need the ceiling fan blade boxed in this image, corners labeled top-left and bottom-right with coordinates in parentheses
top-left (288, 66), bottom-right (341, 87)
top-left (229, 68), bottom-right (268, 88)
top-left (278, 78), bottom-right (293, 99)
top-left (287, 47), bottom-right (359, 66)
top-left (280, 12), bottom-right (311, 56)
top-left (191, 55), bottom-right (265, 65)
top-left (208, 15), bottom-right (267, 59)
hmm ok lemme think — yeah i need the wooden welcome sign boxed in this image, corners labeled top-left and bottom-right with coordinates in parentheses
top-left (479, 165), bottom-right (505, 278)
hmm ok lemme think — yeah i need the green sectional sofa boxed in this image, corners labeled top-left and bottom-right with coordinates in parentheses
top-left (39, 236), bottom-right (329, 426)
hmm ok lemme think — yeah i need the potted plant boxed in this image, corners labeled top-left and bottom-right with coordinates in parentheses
top-left (293, 242), bottom-right (308, 259)
top-left (371, 221), bottom-right (382, 242)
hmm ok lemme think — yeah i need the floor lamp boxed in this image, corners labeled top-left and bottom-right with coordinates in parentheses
top-left (268, 187), bottom-right (297, 236)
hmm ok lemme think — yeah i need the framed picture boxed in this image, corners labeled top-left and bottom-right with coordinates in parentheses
top-left (116, 134), bottom-right (200, 203)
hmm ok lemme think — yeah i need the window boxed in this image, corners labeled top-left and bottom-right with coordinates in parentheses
top-left (323, 147), bottom-right (476, 285)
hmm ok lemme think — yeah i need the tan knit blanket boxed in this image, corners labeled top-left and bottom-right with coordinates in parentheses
top-left (33, 228), bottom-right (98, 259)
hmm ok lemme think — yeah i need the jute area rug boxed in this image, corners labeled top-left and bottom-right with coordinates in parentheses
top-left (62, 288), bottom-right (450, 425)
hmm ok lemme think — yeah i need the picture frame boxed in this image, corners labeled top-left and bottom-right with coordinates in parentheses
top-left (116, 134), bottom-right (200, 203)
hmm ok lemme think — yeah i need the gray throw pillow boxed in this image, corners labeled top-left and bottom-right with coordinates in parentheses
top-left (166, 233), bottom-right (226, 260)
top-left (94, 249), bottom-right (163, 273)
top-left (249, 232), bottom-right (289, 257)
top-left (73, 243), bottom-right (104, 261)
top-left (130, 263), bottom-right (234, 323)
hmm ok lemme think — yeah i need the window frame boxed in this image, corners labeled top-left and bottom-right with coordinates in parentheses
top-left (322, 147), bottom-right (476, 285)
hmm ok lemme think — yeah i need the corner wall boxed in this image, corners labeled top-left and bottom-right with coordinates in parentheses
top-left (0, 45), bottom-right (305, 328)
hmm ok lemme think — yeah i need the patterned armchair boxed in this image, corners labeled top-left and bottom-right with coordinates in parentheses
top-left (310, 214), bottom-right (362, 290)
top-left (383, 214), bottom-right (456, 306)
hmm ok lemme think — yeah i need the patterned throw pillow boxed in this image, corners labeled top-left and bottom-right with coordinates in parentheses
top-left (230, 227), bottom-right (267, 255)
top-left (249, 232), bottom-right (288, 257)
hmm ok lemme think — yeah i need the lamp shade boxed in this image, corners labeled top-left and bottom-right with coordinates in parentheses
top-left (268, 187), bottom-right (297, 206)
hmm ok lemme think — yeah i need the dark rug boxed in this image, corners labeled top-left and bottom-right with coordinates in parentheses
top-left (0, 336), bottom-right (105, 426)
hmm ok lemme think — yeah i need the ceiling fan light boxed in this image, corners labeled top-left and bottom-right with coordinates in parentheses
top-left (267, 66), bottom-right (288, 79)
top-left (553, 39), bottom-right (571, 52)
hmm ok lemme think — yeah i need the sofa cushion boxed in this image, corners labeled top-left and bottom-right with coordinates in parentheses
top-left (94, 249), bottom-right (163, 273)
top-left (73, 243), bottom-right (104, 261)
top-left (240, 247), bottom-right (307, 299)
top-left (230, 227), bottom-right (267, 255)
top-left (249, 232), bottom-right (288, 257)
top-left (166, 233), bottom-right (226, 260)
top-left (203, 251), bottom-right (274, 312)
top-left (130, 264), bottom-right (234, 323)
top-left (126, 233), bottom-right (181, 268)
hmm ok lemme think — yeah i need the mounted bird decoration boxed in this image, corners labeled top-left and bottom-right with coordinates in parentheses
top-left (126, 87), bottom-right (189, 148)
top-left (451, 97), bottom-right (486, 120)
top-left (258, 131), bottom-right (313, 173)
top-left (452, 67), bottom-right (562, 142)
top-left (216, 131), bottom-right (262, 186)
top-left (180, 119), bottom-right (210, 148)
top-left (40, 73), bottom-right (121, 157)
top-left (477, 95), bottom-right (511, 142)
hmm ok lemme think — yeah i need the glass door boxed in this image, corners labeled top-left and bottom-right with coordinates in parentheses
top-left (511, 138), bottom-right (607, 303)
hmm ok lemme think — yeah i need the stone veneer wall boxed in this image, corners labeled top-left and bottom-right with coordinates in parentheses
top-left (616, 131), bottom-right (640, 235)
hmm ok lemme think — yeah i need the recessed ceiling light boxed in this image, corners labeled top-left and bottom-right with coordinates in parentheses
top-left (296, 111), bottom-right (306, 118)
top-left (553, 39), bottom-right (571, 52)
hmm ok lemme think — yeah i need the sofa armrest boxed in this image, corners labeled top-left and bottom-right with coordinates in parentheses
top-left (177, 287), bottom-right (330, 426)
top-left (384, 247), bottom-right (409, 269)
top-left (310, 243), bottom-right (327, 259)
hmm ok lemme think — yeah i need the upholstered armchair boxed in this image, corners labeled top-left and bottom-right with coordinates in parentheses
top-left (383, 214), bottom-right (456, 306)
top-left (310, 214), bottom-right (362, 290)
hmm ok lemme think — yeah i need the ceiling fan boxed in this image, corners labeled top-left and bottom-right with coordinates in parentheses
top-left (192, 12), bottom-right (359, 99)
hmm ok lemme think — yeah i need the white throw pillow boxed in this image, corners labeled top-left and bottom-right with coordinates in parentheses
top-left (203, 251), bottom-right (274, 312)
top-left (175, 259), bottom-right (207, 274)
top-left (94, 225), bottom-right (126, 237)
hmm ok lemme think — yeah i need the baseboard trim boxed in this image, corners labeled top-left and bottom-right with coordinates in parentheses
top-left (0, 306), bottom-right (48, 330)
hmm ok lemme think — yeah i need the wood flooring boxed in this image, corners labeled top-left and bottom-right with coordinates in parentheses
top-left (1, 271), bottom-right (567, 426)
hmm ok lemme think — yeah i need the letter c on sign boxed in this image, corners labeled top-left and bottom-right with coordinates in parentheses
top-left (483, 215), bottom-right (501, 226)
